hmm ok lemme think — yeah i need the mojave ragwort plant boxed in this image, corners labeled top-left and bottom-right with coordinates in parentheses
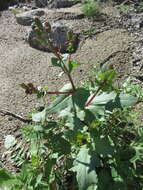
top-left (0, 18), bottom-right (143, 190)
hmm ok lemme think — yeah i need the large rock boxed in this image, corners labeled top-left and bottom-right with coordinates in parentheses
top-left (16, 9), bottom-right (45, 26)
top-left (27, 21), bottom-right (78, 53)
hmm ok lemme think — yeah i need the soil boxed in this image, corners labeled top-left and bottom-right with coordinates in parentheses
top-left (0, 2), bottom-right (142, 170)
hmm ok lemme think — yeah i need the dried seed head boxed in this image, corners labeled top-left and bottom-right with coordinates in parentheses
top-left (44, 21), bottom-right (51, 32)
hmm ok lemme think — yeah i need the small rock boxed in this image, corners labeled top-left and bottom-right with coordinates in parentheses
top-left (31, 6), bottom-right (38, 10)
top-left (35, 0), bottom-right (47, 7)
top-left (8, 117), bottom-right (13, 121)
top-left (34, 0), bottom-right (76, 8)
top-left (47, 0), bottom-right (76, 8)
top-left (9, 6), bottom-right (16, 11)
top-left (16, 9), bottom-right (45, 26)
top-left (22, 6), bottom-right (29, 11)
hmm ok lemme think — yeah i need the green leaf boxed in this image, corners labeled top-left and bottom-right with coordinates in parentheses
top-left (46, 85), bottom-right (90, 114)
top-left (58, 107), bottom-right (73, 118)
top-left (86, 93), bottom-right (115, 117)
top-left (45, 158), bottom-right (56, 182)
top-left (94, 137), bottom-right (115, 157)
top-left (100, 62), bottom-right (110, 73)
top-left (72, 88), bottom-right (90, 108)
top-left (106, 93), bottom-right (138, 111)
top-left (50, 134), bottom-right (71, 155)
top-left (33, 125), bottom-right (43, 132)
top-left (31, 155), bottom-right (39, 168)
top-left (88, 92), bottom-right (137, 114)
top-left (97, 169), bottom-right (113, 190)
top-left (62, 54), bottom-right (69, 61)
top-left (67, 31), bottom-right (74, 41)
top-left (99, 70), bottom-right (116, 82)
top-left (71, 147), bottom-right (100, 190)
top-left (87, 105), bottom-right (105, 117)
top-left (68, 61), bottom-right (78, 73)
top-left (87, 185), bottom-right (97, 190)
top-left (118, 93), bottom-right (138, 107)
top-left (91, 92), bottom-right (116, 105)
top-left (31, 141), bottom-right (38, 156)
top-left (66, 115), bottom-right (82, 130)
top-left (51, 57), bottom-right (61, 67)
top-left (35, 173), bottom-right (43, 187)
top-left (77, 110), bottom-right (85, 121)
top-left (46, 84), bottom-right (72, 114)
top-left (35, 17), bottom-right (44, 31)
top-left (0, 169), bottom-right (14, 187)
top-left (32, 109), bottom-right (46, 123)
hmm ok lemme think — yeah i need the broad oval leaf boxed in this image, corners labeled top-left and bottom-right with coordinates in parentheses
top-left (105, 93), bottom-right (138, 111)
top-left (88, 92), bottom-right (137, 114)
top-left (87, 105), bottom-right (105, 116)
top-left (46, 85), bottom-right (90, 114)
top-left (32, 109), bottom-right (46, 122)
top-left (68, 61), bottom-right (78, 73)
top-left (94, 137), bottom-right (115, 157)
top-left (71, 147), bottom-right (100, 190)
top-left (90, 92), bottom-right (116, 105)
top-left (51, 57), bottom-right (61, 67)
top-left (118, 93), bottom-right (138, 107)
top-left (46, 83), bottom-right (72, 114)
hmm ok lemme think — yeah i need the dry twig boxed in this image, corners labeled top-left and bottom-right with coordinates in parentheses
top-left (0, 109), bottom-right (32, 123)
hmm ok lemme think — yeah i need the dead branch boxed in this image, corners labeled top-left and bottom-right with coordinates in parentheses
top-left (0, 109), bottom-right (32, 123)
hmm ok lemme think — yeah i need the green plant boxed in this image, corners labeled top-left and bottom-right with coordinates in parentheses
top-left (122, 77), bottom-right (143, 101)
top-left (81, 1), bottom-right (101, 17)
top-left (82, 27), bottom-right (96, 38)
top-left (0, 18), bottom-right (143, 190)
top-left (119, 4), bottom-right (130, 15)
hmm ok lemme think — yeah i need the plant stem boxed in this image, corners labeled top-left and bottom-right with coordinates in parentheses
top-left (46, 91), bottom-right (74, 95)
top-left (60, 57), bottom-right (76, 92)
top-left (67, 72), bottom-right (76, 91)
top-left (46, 39), bottom-right (76, 91)
top-left (85, 80), bottom-right (107, 107)
top-left (85, 86), bottom-right (101, 107)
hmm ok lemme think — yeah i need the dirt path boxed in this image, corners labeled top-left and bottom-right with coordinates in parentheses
top-left (0, 6), bottom-right (134, 169)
